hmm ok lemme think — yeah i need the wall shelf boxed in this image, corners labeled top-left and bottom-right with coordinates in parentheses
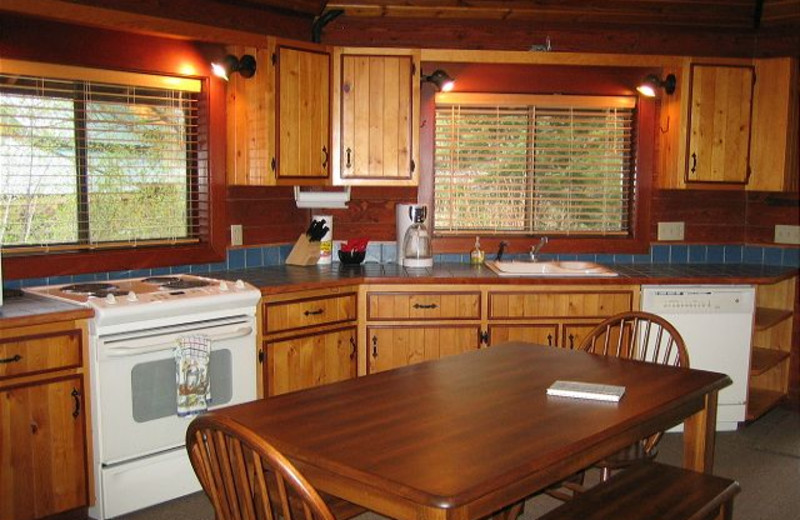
top-left (750, 346), bottom-right (790, 376)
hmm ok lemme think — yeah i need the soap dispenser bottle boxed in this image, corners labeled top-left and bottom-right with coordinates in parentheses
top-left (470, 237), bottom-right (485, 264)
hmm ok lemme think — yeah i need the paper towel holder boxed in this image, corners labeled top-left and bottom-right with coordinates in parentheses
top-left (293, 186), bottom-right (351, 209)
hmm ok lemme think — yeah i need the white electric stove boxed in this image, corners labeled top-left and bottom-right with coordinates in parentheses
top-left (25, 274), bottom-right (261, 519)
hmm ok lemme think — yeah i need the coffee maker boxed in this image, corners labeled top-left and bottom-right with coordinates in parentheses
top-left (396, 203), bottom-right (433, 268)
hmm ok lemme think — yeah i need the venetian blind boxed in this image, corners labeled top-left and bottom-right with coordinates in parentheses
top-left (434, 94), bottom-right (636, 236)
top-left (0, 60), bottom-right (206, 253)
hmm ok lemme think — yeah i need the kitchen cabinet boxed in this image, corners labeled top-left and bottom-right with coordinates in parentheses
top-left (363, 286), bottom-right (483, 373)
top-left (748, 276), bottom-right (796, 420)
top-left (261, 286), bottom-right (358, 396)
top-left (685, 63), bottom-right (754, 185)
top-left (748, 57), bottom-right (799, 192)
top-left (486, 287), bottom-right (638, 348)
top-left (275, 41), bottom-right (331, 184)
top-left (0, 319), bottom-right (92, 520)
top-left (225, 44), bottom-right (276, 186)
top-left (332, 48), bottom-right (420, 186)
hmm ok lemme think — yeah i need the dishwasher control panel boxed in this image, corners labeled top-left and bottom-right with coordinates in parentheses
top-left (641, 285), bottom-right (755, 314)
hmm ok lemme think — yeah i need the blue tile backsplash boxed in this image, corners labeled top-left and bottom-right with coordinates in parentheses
top-left (3, 242), bottom-right (798, 289)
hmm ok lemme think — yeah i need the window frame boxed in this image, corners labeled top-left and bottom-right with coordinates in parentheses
top-left (418, 89), bottom-right (654, 256)
top-left (0, 59), bottom-right (227, 280)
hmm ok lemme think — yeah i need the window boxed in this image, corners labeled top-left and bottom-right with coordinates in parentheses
top-left (0, 61), bottom-right (206, 253)
top-left (434, 94), bottom-right (636, 236)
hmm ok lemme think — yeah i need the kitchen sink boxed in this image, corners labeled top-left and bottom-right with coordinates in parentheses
top-left (485, 260), bottom-right (618, 277)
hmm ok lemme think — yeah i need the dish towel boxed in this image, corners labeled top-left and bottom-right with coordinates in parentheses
top-left (175, 334), bottom-right (212, 417)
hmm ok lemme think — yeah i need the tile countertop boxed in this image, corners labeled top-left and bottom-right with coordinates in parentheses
top-left (217, 262), bottom-right (800, 295)
top-left (0, 290), bottom-right (94, 329)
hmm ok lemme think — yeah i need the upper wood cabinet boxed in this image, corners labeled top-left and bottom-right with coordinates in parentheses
top-left (748, 58), bottom-right (799, 192)
top-left (225, 44), bottom-right (276, 186)
top-left (332, 48), bottom-right (420, 186)
top-left (685, 64), bottom-right (754, 185)
top-left (275, 41), bottom-right (332, 184)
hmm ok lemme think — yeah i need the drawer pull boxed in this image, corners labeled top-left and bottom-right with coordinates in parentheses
top-left (413, 303), bottom-right (438, 310)
top-left (372, 335), bottom-right (378, 358)
top-left (304, 309), bottom-right (324, 316)
top-left (547, 334), bottom-right (553, 346)
top-left (0, 354), bottom-right (22, 364)
top-left (71, 388), bottom-right (81, 418)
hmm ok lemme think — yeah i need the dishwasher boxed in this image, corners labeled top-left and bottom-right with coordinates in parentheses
top-left (641, 285), bottom-right (755, 431)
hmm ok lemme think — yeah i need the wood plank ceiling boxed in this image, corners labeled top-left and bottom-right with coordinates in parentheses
top-left (320, 1), bottom-right (799, 30)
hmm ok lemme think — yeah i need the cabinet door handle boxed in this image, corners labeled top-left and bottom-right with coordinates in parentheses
top-left (345, 147), bottom-right (352, 169)
top-left (412, 303), bottom-right (438, 310)
top-left (322, 146), bottom-right (329, 168)
top-left (71, 388), bottom-right (81, 418)
top-left (690, 152), bottom-right (697, 174)
top-left (349, 337), bottom-right (356, 360)
top-left (568, 334), bottom-right (575, 350)
top-left (371, 335), bottom-right (378, 358)
top-left (0, 354), bottom-right (22, 364)
top-left (304, 309), bottom-right (324, 316)
top-left (547, 334), bottom-right (553, 346)
top-left (479, 330), bottom-right (489, 347)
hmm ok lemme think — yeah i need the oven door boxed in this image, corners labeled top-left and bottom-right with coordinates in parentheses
top-left (95, 315), bottom-right (257, 465)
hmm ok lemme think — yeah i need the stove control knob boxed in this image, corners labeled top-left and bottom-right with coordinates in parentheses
top-left (105, 293), bottom-right (117, 305)
top-left (235, 279), bottom-right (246, 290)
top-left (126, 291), bottom-right (138, 302)
top-left (219, 281), bottom-right (229, 292)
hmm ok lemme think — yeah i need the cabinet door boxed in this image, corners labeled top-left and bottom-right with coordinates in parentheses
top-left (686, 64), bottom-right (754, 184)
top-left (367, 326), bottom-right (481, 374)
top-left (0, 377), bottom-right (88, 520)
top-left (561, 323), bottom-right (603, 350)
top-left (266, 327), bottom-right (356, 396)
top-left (225, 45), bottom-right (275, 186)
top-left (488, 324), bottom-right (558, 347)
top-left (276, 45), bottom-right (330, 183)
top-left (339, 54), bottom-right (418, 185)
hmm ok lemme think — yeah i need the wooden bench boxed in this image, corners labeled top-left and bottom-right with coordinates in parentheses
top-left (539, 462), bottom-right (741, 520)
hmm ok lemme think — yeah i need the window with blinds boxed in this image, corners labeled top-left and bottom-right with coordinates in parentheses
top-left (0, 61), bottom-right (206, 253)
top-left (434, 94), bottom-right (636, 236)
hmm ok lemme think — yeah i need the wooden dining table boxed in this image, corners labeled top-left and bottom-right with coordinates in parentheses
top-left (216, 343), bottom-right (731, 520)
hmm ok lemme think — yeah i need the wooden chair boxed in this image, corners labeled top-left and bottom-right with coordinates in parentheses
top-left (546, 311), bottom-right (690, 500)
top-left (583, 311), bottom-right (690, 479)
top-left (187, 412), bottom-right (364, 520)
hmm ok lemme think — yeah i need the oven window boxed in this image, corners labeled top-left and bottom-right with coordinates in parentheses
top-left (131, 350), bottom-right (232, 423)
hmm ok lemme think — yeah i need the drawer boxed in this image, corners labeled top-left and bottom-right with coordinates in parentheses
top-left (489, 291), bottom-right (633, 319)
top-left (264, 292), bottom-right (357, 334)
top-left (0, 329), bottom-right (82, 380)
top-left (367, 291), bottom-right (481, 321)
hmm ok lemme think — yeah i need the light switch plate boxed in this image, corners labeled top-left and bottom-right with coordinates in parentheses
top-left (230, 224), bottom-right (243, 246)
top-left (774, 225), bottom-right (800, 245)
top-left (658, 222), bottom-right (685, 241)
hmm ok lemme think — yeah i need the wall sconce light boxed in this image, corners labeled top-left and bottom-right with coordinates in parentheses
top-left (636, 74), bottom-right (676, 97)
top-left (212, 54), bottom-right (257, 81)
top-left (422, 69), bottom-right (455, 92)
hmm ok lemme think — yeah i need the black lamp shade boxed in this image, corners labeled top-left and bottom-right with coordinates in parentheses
top-left (213, 54), bottom-right (257, 81)
top-left (423, 69), bottom-right (455, 92)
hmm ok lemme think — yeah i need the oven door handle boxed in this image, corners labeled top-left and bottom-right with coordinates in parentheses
top-left (103, 326), bottom-right (254, 357)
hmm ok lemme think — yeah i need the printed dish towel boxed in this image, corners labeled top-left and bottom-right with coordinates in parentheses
top-left (175, 334), bottom-right (212, 417)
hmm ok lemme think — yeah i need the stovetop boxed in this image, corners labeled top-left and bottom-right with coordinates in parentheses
top-left (24, 274), bottom-right (261, 331)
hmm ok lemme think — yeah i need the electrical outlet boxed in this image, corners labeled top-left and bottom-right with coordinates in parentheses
top-left (657, 222), bottom-right (685, 241)
top-left (774, 225), bottom-right (800, 245)
top-left (230, 224), bottom-right (243, 246)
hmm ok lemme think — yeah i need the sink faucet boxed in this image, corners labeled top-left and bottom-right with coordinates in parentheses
top-left (529, 237), bottom-right (549, 262)
top-left (496, 241), bottom-right (510, 261)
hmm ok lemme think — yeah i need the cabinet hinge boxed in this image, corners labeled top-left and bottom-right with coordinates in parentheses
top-left (272, 53), bottom-right (277, 65)
top-left (271, 157), bottom-right (276, 171)
top-left (410, 159), bottom-right (416, 173)
top-left (479, 330), bottom-right (489, 345)
top-left (258, 350), bottom-right (265, 363)
top-left (411, 63), bottom-right (416, 76)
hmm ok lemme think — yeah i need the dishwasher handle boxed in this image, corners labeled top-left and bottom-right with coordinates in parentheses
top-left (104, 326), bottom-right (253, 358)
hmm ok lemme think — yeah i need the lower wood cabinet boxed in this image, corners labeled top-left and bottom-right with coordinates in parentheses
top-left (367, 325), bottom-right (481, 373)
top-left (261, 286), bottom-right (359, 396)
top-left (266, 326), bottom-right (357, 396)
top-left (0, 320), bottom-right (91, 520)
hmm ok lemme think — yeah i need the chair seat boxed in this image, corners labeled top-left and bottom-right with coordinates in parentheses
top-left (595, 442), bottom-right (658, 470)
